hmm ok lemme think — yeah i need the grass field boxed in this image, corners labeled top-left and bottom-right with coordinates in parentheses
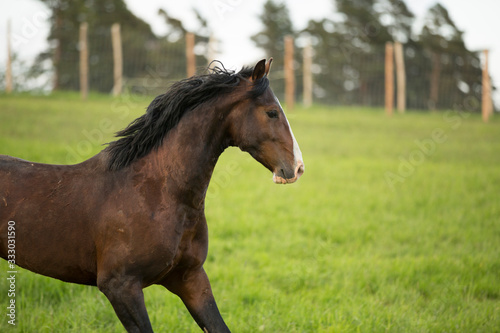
top-left (0, 93), bottom-right (499, 332)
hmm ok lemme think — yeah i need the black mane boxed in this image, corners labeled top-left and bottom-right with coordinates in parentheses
top-left (105, 62), bottom-right (270, 171)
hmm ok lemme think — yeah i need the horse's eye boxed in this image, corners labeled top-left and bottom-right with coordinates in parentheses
top-left (266, 110), bottom-right (279, 119)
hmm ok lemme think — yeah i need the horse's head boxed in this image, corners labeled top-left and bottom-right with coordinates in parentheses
top-left (228, 58), bottom-right (304, 184)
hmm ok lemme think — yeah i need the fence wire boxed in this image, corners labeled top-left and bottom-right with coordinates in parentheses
top-left (2, 26), bottom-right (492, 112)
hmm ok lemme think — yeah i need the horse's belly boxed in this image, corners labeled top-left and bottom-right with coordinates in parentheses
top-left (14, 221), bottom-right (98, 285)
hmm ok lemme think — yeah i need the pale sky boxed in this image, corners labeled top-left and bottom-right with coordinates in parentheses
top-left (0, 0), bottom-right (498, 105)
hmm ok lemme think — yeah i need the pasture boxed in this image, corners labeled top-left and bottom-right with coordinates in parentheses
top-left (0, 93), bottom-right (499, 332)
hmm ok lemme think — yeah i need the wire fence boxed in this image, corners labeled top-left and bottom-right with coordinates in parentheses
top-left (56, 26), bottom-right (190, 96)
top-left (2, 22), bottom-right (495, 115)
top-left (268, 42), bottom-right (487, 113)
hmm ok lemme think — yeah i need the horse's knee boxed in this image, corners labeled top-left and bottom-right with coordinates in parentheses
top-left (97, 274), bottom-right (139, 298)
top-left (97, 277), bottom-right (112, 295)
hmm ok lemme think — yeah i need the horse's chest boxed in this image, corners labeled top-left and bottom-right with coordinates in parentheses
top-left (140, 214), bottom-right (207, 285)
top-left (172, 214), bottom-right (208, 266)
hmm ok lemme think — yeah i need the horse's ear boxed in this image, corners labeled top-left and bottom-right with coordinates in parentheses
top-left (251, 59), bottom-right (267, 81)
top-left (265, 57), bottom-right (273, 76)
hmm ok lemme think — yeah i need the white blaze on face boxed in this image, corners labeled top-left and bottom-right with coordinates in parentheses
top-left (273, 98), bottom-right (305, 184)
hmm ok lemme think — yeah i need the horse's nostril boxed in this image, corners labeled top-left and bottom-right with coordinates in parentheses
top-left (296, 161), bottom-right (305, 177)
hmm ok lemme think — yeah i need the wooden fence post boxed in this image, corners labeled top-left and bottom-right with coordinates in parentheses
top-left (186, 32), bottom-right (195, 77)
top-left (303, 38), bottom-right (313, 108)
top-left (482, 49), bottom-right (493, 122)
top-left (111, 23), bottom-right (123, 96)
top-left (394, 42), bottom-right (406, 113)
top-left (79, 22), bottom-right (88, 100)
top-left (385, 42), bottom-right (394, 116)
top-left (284, 35), bottom-right (295, 111)
top-left (6, 19), bottom-right (12, 94)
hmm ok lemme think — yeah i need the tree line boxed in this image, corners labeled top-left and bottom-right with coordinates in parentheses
top-left (30, 0), bottom-right (493, 110)
top-left (253, 0), bottom-right (490, 110)
top-left (34, 0), bottom-right (210, 94)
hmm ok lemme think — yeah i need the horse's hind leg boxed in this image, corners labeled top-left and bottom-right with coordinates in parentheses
top-left (162, 267), bottom-right (230, 333)
top-left (97, 275), bottom-right (153, 333)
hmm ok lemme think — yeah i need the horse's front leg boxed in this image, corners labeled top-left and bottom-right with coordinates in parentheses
top-left (97, 274), bottom-right (153, 333)
top-left (162, 267), bottom-right (231, 333)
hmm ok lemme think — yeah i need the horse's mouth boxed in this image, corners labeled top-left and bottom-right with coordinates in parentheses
top-left (272, 161), bottom-right (304, 184)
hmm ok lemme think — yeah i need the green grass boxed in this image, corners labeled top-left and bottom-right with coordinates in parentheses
top-left (1, 93), bottom-right (499, 332)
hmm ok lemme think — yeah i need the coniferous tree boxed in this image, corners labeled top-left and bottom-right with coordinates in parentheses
top-left (36, 0), bottom-right (211, 93)
top-left (299, 0), bottom-right (485, 109)
top-left (419, 3), bottom-right (482, 110)
top-left (251, 0), bottom-right (294, 68)
top-left (157, 8), bottom-right (211, 76)
top-left (38, 0), bottom-right (156, 92)
top-left (303, 0), bottom-right (398, 105)
top-left (251, 0), bottom-right (294, 100)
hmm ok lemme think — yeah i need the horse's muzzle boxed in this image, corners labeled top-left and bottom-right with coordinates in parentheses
top-left (273, 160), bottom-right (305, 184)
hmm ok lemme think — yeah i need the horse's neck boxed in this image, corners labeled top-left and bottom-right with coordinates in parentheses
top-left (141, 107), bottom-right (228, 208)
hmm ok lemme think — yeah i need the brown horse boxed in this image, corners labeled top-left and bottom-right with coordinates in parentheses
top-left (0, 59), bottom-right (304, 332)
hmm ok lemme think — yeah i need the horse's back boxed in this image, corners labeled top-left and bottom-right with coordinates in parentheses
top-left (0, 154), bottom-right (28, 163)
top-left (0, 154), bottom-right (54, 179)
top-left (0, 154), bottom-right (66, 205)
top-left (0, 154), bottom-right (37, 204)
